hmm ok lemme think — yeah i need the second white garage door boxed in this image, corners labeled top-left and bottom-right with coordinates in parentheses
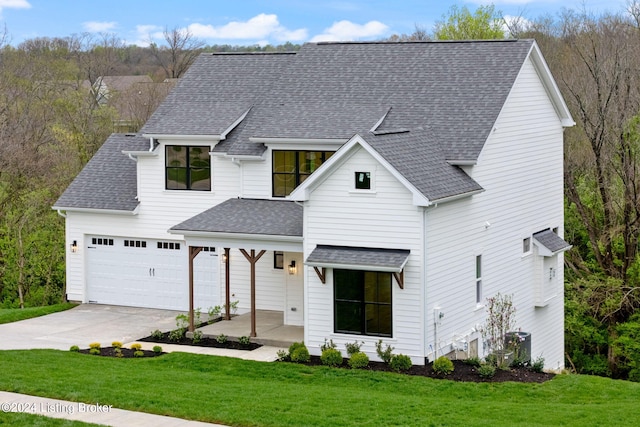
top-left (86, 236), bottom-right (219, 311)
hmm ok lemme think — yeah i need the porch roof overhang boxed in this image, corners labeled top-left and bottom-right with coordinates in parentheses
top-left (305, 245), bottom-right (410, 273)
top-left (533, 229), bottom-right (572, 257)
top-left (169, 198), bottom-right (303, 251)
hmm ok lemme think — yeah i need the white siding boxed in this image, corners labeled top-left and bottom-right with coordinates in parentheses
top-left (424, 57), bottom-right (566, 369)
top-left (302, 147), bottom-right (425, 363)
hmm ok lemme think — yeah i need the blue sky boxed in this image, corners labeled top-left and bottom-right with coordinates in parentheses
top-left (0, 0), bottom-right (628, 47)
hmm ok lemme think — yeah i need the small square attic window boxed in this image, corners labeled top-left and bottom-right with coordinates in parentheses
top-left (355, 171), bottom-right (371, 190)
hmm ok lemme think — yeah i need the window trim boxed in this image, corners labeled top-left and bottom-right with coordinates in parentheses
top-left (354, 171), bottom-right (371, 190)
top-left (475, 255), bottom-right (482, 306)
top-left (165, 145), bottom-right (211, 191)
top-left (522, 236), bottom-right (532, 255)
top-left (271, 150), bottom-right (334, 197)
top-left (274, 251), bottom-right (284, 270)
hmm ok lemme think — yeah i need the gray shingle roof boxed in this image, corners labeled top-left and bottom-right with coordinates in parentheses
top-left (53, 134), bottom-right (145, 212)
top-left (361, 128), bottom-right (483, 201)
top-left (306, 245), bottom-right (410, 272)
top-left (141, 52), bottom-right (296, 136)
top-left (170, 198), bottom-right (302, 236)
top-left (533, 229), bottom-right (572, 254)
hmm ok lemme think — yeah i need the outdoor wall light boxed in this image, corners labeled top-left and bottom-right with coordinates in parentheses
top-left (222, 253), bottom-right (228, 263)
top-left (288, 260), bottom-right (297, 275)
top-left (70, 240), bottom-right (78, 253)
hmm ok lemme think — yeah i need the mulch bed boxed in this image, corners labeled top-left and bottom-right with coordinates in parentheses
top-left (300, 356), bottom-right (555, 383)
top-left (138, 331), bottom-right (262, 351)
top-left (78, 347), bottom-right (163, 358)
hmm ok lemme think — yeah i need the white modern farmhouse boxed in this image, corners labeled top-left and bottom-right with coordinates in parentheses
top-left (54, 39), bottom-right (574, 368)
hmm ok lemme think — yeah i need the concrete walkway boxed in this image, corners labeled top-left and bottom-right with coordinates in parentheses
top-left (0, 391), bottom-right (225, 426)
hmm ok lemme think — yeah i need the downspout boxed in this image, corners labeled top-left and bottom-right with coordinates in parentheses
top-left (56, 209), bottom-right (67, 218)
top-left (231, 157), bottom-right (244, 198)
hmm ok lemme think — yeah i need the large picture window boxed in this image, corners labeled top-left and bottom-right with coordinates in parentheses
top-left (165, 145), bottom-right (211, 190)
top-left (272, 150), bottom-right (333, 197)
top-left (334, 269), bottom-right (392, 337)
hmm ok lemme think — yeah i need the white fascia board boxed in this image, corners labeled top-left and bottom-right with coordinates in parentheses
top-left (173, 231), bottom-right (303, 252)
top-left (221, 107), bottom-right (251, 139)
top-left (528, 42), bottom-right (575, 128)
top-left (248, 137), bottom-right (347, 145)
top-left (303, 261), bottom-right (403, 273)
top-left (142, 134), bottom-right (223, 142)
top-left (430, 188), bottom-right (485, 205)
top-left (50, 206), bottom-right (139, 215)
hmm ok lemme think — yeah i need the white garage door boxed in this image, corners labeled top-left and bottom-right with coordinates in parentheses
top-left (86, 236), bottom-right (219, 311)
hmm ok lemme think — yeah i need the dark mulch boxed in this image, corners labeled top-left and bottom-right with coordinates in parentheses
top-left (78, 347), bottom-right (163, 358)
top-left (138, 331), bottom-right (262, 351)
top-left (301, 356), bottom-right (555, 383)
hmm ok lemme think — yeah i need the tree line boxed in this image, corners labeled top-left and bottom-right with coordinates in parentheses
top-left (1, 5), bottom-right (639, 379)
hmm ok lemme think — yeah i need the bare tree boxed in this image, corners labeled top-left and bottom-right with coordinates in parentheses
top-left (150, 26), bottom-right (204, 79)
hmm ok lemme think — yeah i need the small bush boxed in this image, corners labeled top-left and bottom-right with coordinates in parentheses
top-left (345, 340), bottom-right (364, 356)
top-left (151, 329), bottom-right (164, 340)
top-left (111, 341), bottom-right (123, 349)
top-left (89, 348), bottom-right (101, 355)
top-left (320, 338), bottom-right (337, 352)
top-left (321, 348), bottom-right (343, 367)
top-left (290, 344), bottom-right (310, 363)
top-left (238, 336), bottom-right (251, 345)
top-left (192, 330), bottom-right (203, 344)
top-left (348, 352), bottom-right (369, 369)
top-left (288, 341), bottom-right (305, 355)
top-left (485, 353), bottom-right (498, 367)
top-left (69, 345), bottom-right (80, 352)
top-left (89, 342), bottom-right (101, 350)
top-left (168, 328), bottom-right (185, 342)
top-left (433, 356), bottom-right (454, 375)
top-left (276, 349), bottom-right (288, 361)
top-left (463, 356), bottom-right (482, 367)
top-left (390, 354), bottom-right (413, 372)
top-left (130, 343), bottom-right (142, 350)
top-left (133, 350), bottom-right (144, 358)
top-left (216, 334), bottom-right (228, 344)
top-left (375, 340), bottom-right (395, 364)
top-left (531, 356), bottom-right (545, 373)
top-left (478, 363), bottom-right (496, 379)
top-left (114, 348), bottom-right (124, 358)
top-left (152, 345), bottom-right (163, 354)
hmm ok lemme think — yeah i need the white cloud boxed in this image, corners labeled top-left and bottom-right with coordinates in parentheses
top-left (124, 24), bottom-right (162, 47)
top-left (310, 20), bottom-right (389, 42)
top-left (187, 13), bottom-right (307, 42)
top-left (82, 21), bottom-right (117, 32)
top-left (0, 0), bottom-right (31, 11)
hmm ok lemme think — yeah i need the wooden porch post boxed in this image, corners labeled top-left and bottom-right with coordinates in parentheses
top-left (224, 247), bottom-right (231, 321)
top-left (188, 246), bottom-right (202, 332)
top-left (240, 249), bottom-right (266, 337)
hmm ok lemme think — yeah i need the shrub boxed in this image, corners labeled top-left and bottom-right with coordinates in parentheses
top-left (152, 345), bottom-right (163, 354)
top-left (89, 348), bottom-right (101, 355)
top-left (151, 329), bottom-right (164, 340)
top-left (531, 356), bottom-right (545, 373)
top-left (276, 349), bottom-right (288, 361)
top-left (288, 341), bottom-right (305, 355)
top-left (463, 356), bottom-right (482, 367)
top-left (485, 353), bottom-right (498, 367)
top-left (130, 343), bottom-right (142, 350)
top-left (216, 334), bottom-right (228, 344)
top-left (238, 336), bottom-right (251, 345)
top-left (433, 356), bottom-right (454, 375)
top-left (111, 341), bottom-right (123, 349)
top-left (348, 351), bottom-right (369, 369)
top-left (390, 354), bottom-right (413, 372)
top-left (320, 338), bottom-right (337, 352)
top-left (89, 342), bottom-right (101, 350)
top-left (114, 348), bottom-right (124, 358)
top-left (375, 340), bottom-right (395, 364)
top-left (321, 348), bottom-right (343, 367)
top-left (69, 345), bottom-right (80, 352)
top-left (290, 343), bottom-right (310, 363)
top-left (481, 293), bottom-right (517, 369)
top-left (133, 350), bottom-right (144, 358)
top-left (478, 363), bottom-right (496, 379)
top-left (168, 328), bottom-right (185, 342)
top-left (192, 330), bottom-right (203, 344)
top-left (345, 340), bottom-right (364, 356)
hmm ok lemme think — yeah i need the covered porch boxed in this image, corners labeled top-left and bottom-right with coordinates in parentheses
top-left (196, 310), bottom-right (303, 347)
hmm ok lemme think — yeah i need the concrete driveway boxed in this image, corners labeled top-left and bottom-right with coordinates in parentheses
top-left (0, 304), bottom-right (182, 350)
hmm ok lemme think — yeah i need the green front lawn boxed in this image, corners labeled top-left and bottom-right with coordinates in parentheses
top-left (0, 303), bottom-right (77, 324)
top-left (1, 350), bottom-right (639, 426)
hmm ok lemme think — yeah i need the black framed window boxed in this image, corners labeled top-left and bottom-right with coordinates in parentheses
top-left (274, 251), bottom-right (284, 269)
top-left (165, 145), bottom-right (211, 190)
top-left (355, 171), bottom-right (371, 189)
top-left (334, 269), bottom-right (392, 337)
top-left (272, 150), bottom-right (334, 197)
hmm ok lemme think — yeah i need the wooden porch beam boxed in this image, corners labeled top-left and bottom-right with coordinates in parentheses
top-left (240, 249), bottom-right (266, 337)
top-left (188, 246), bottom-right (203, 332)
top-left (224, 247), bottom-right (231, 321)
top-left (313, 266), bottom-right (326, 284)
top-left (392, 270), bottom-right (404, 289)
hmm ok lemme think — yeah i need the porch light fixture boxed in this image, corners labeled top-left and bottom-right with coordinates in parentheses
top-left (222, 253), bottom-right (228, 263)
top-left (70, 240), bottom-right (78, 253)
top-left (288, 260), bottom-right (297, 275)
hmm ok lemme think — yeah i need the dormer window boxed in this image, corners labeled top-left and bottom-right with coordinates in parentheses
top-left (355, 171), bottom-right (371, 190)
top-left (272, 150), bottom-right (334, 197)
top-left (165, 145), bottom-right (211, 191)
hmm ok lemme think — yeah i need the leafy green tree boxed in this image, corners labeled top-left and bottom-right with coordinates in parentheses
top-left (433, 5), bottom-right (506, 40)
